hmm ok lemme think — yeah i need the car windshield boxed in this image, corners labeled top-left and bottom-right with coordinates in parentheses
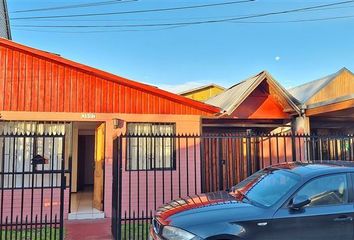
top-left (230, 168), bottom-right (300, 207)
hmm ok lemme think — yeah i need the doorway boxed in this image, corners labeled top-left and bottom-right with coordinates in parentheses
top-left (69, 122), bottom-right (105, 220)
top-left (75, 135), bottom-right (95, 212)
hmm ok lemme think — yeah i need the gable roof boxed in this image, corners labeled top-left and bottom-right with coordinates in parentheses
top-left (288, 68), bottom-right (352, 105)
top-left (205, 71), bottom-right (300, 115)
top-left (0, 38), bottom-right (220, 115)
top-left (179, 84), bottom-right (225, 95)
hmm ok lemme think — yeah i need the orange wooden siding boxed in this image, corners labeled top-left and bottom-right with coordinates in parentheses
top-left (0, 39), bottom-right (219, 115)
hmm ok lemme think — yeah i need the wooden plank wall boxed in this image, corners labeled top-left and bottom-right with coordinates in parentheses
top-left (308, 70), bottom-right (354, 105)
top-left (0, 44), bottom-right (215, 115)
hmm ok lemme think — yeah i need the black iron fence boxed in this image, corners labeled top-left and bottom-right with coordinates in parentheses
top-left (202, 133), bottom-right (354, 192)
top-left (0, 133), bottom-right (68, 240)
top-left (112, 133), bottom-right (354, 239)
top-left (112, 134), bottom-right (202, 240)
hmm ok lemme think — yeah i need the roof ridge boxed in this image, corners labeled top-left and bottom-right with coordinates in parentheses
top-left (227, 70), bottom-right (264, 90)
top-left (0, 38), bottom-right (220, 114)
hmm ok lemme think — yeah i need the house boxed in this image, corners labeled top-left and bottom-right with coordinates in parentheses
top-left (203, 70), bottom-right (301, 134)
top-left (1, 36), bottom-right (353, 237)
top-left (179, 84), bottom-right (225, 102)
top-left (0, 0), bottom-right (11, 39)
top-left (199, 69), bottom-right (353, 191)
top-left (289, 67), bottom-right (354, 135)
top-left (0, 38), bottom-right (220, 222)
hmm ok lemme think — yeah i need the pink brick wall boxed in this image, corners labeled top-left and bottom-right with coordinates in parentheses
top-left (0, 188), bottom-right (70, 223)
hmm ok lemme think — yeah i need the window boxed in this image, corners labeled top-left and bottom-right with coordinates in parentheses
top-left (232, 169), bottom-right (300, 207)
top-left (127, 123), bottom-right (175, 170)
top-left (294, 174), bottom-right (348, 207)
top-left (0, 122), bottom-right (68, 188)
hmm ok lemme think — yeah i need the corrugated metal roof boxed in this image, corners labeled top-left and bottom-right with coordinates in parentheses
top-left (205, 72), bottom-right (261, 113)
top-left (205, 71), bottom-right (299, 115)
top-left (0, 0), bottom-right (11, 39)
top-left (288, 68), bottom-right (349, 104)
top-left (0, 38), bottom-right (220, 115)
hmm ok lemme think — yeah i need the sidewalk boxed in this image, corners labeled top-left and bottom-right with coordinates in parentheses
top-left (65, 218), bottom-right (112, 240)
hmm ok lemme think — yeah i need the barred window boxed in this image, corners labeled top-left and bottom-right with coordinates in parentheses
top-left (0, 122), bottom-right (68, 188)
top-left (127, 123), bottom-right (175, 170)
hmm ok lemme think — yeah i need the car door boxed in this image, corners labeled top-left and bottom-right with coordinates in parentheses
top-left (267, 173), bottom-right (354, 240)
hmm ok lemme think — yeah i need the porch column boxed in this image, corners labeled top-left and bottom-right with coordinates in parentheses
top-left (104, 120), bottom-right (114, 218)
top-left (293, 115), bottom-right (311, 134)
top-left (71, 123), bottom-right (79, 193)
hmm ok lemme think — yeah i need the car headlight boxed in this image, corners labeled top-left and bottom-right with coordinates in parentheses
top-left (162, 226), bottom-right (201, 240)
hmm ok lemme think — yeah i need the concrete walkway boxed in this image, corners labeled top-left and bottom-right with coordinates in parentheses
top-left (65, 219), bottom-right (112, 240)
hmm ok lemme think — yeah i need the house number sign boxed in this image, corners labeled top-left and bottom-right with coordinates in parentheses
top-left (81, 113), bottom-right (96, 119)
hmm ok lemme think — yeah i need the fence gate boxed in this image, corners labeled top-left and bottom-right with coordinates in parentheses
top-left (0, 125), bottom-right (67, 240)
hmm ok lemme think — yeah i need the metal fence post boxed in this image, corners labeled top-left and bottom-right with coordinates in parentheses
top-left (217, 137), bottom-right (224, 191)
top-left (59, 136), bottom-right (66, 240)
top-left (200, 136), bottom-right (206, 193)
top-left (246, 130), bottom-right (252, 177)
top-left (254, 135), bottom-right (260, 172)
top-left (291, 134), bottom-right (297, 162)
top-left (111, 138), bottom-right (117, 239)
top-left (117, 136), bottom-right (123, 240)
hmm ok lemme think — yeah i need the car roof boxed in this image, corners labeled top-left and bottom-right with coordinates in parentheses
top-left (269, 161), bottom-right (354, 178)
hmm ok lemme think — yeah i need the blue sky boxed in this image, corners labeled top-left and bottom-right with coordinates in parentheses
top-left (7, 0), bottom-right (354, 93)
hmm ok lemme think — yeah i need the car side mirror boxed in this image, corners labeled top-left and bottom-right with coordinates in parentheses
top-left (290, 195), bottom-right (311, 210)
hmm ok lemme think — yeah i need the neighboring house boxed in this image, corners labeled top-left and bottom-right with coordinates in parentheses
top-left (0, 38), bottom-right (219, 221)
top-left (204, 71), bottom-right (300, 134)
top-left (179, 84), bottom-right (225, 102)
top-left (200, 69), bottom-right (353, 191)
top-left (201, 68), bottom-right (354, 135)
top-left (0, 0), bottom-right (11, 39)
top-left (289, 68), bottom-right (354, 135)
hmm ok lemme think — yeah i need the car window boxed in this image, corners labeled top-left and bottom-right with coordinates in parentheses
top-left (294, 174), bottom-right (348, 207)
top-left (231, 169), bottom-right (300, 207)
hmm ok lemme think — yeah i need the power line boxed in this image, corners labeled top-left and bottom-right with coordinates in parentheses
top-left (301, 3), bottom-right (354, 11)
top-left (11, 4), bottom-right (354, 23)
top-left (12, 25), bottom-right (185, 33)
top-left (12, 0), bottom-right (354, 28)
top-left (12, 14), bottom-right (354, 34)
top-left (11, 0), bottom-right (255, 20)
top-left (12, 0), bottom-right (137, 13)
top-left (231, 14), bottom-right (354, 23)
